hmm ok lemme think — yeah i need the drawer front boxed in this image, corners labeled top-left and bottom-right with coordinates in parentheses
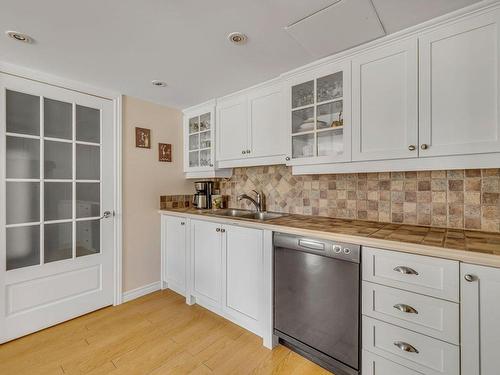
top-left (362, 282), bottom-right (459, 344)
top-left (363, 316), bottom-right (459, 375)
top-left (362, 350), bottom-right (423, 375)
top-left (362, 247), bottom-right (459, 301)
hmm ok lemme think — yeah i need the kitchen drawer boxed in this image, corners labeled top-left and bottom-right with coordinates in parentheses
top-left (362, 316), bottom-right (459, 375)
top-left (362, 350), bottom-right (424, 375)
top-left (362, 247), bottom-right (459, 302)
top-left (362, 282), bottom-right (459, 344)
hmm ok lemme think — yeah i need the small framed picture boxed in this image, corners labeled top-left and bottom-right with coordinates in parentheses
top-left (159, 143), bottom-right (172, 162)
top-left (135, 127), bottom-right (151, 149)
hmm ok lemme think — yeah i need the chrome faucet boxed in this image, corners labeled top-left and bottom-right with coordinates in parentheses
top-left (237, 190), bottom-right (264, 212)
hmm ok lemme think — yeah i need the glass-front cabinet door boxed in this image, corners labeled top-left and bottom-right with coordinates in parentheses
top-left (286, 61), bottom-right (351, 165)
top-left (183, 102), bottom-right (216, 173)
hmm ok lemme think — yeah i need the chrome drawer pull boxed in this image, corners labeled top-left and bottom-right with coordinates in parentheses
top-left (393, 266), bottom-right (419, 275)
top-left (394, 341), bottom-right (419, 354)
top-left (393, 303), bottom-right (418, 314)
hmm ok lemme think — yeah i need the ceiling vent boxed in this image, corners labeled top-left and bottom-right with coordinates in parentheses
top-left (285, 0), bottom-right (385, 58)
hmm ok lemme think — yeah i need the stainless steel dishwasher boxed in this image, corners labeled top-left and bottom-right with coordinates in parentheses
top-left (273, 233), bottom-right (361, 375)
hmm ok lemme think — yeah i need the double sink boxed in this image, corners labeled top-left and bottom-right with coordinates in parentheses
top-left (208, 209), bottom-right (287, 221)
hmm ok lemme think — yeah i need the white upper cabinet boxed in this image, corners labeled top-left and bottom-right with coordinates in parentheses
top-left (217, 81), bottom-right (286, 167)
top-left (352, 37), bottom-right (418, 161)
top-left (461, 263), bottom-right (500, 375)
top-left (217, 95), bottom-right (248, 161)
top-left (285, 60), bottom-right (351, 165)
top-left (183, 101), bottom-right (231, 179)
top-left (419, 9), bottom-right (500, 157)
top-left (247, 83), bottom-right (285, 159)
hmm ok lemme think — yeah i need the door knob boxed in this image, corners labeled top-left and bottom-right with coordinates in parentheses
top-left (408, 145), bottom-right (416, 151)
top-left (420, 144), bottom-right (429, 150)
top-left (99, 210), bottom-right (114, 220)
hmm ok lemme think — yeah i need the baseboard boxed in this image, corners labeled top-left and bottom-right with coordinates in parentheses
top-left (122, 281), bottom-right (161, 303)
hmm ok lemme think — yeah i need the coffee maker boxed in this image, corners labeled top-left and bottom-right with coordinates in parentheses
top-left (193, 181), bottom-right (213, 209)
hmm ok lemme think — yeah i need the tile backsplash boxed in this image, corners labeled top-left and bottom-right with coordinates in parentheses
top-left (160, 194), bottom-right (192, 209)
top-left (218, 165), bottom-right (500, 232)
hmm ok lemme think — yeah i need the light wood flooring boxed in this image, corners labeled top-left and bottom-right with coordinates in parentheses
top-left (0, 290), bottom-right (332, 375)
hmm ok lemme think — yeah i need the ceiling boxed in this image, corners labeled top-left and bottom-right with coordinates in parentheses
top-left (0, 0), bottom-right (482, 109)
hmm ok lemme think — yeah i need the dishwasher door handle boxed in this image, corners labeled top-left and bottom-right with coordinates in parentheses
top-left (298, 239), bottom-right (325, 251)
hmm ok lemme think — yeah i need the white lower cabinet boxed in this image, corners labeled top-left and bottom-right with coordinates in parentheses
top-left (362, 246), bottom-right (460, 375)
top-left (161, 215), bottom-right (188, 295)
top-left (170, 217), bottom-right (266, 338)
top-left (461, 263), bottom-right (500, 375)
top-left (223, 225), bottom-right (263, 333)
top-left (191, 220), bottom-right (223, 309)
top-left (363, 316), bottom-right (459, 375)
top-left (362, 350), bottom-right (424, 375)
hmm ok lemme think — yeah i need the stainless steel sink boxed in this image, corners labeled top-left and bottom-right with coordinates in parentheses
top-left (212, 209), bottom-right (287, 221)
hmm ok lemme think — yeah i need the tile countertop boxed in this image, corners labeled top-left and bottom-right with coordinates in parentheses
top-left (159, 208), bottom-right (500, 268)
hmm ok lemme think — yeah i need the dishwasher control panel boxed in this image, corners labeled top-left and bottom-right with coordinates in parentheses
top-left (274, 232), bottom-right (360, 263)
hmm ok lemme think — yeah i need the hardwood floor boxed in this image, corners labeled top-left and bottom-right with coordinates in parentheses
top-left (0, 290), bottom-right (333, 374)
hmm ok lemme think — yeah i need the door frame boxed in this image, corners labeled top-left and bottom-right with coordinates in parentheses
top-left (0, 61), bottom-right (123, 306)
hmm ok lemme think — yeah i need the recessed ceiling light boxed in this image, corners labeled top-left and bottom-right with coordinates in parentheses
top-left (5, 31), bottom-right (33, 44)
top-left (228, 32), bottom-right (248, 45)
top-left (151, 80), bottom-right (167, 87)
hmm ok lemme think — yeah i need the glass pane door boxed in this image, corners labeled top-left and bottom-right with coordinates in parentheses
top-left (5, 90), bottom-right (102, 271)
top-left (290, 71), bottom-right (344, 160)
top-left (188, 112), bottom-right (212, 168)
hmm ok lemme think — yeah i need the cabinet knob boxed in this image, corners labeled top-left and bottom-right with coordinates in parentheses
top-left (420, 144), bottom-right (429, 150)
top-left (246, 149), bottom-right (251, 154)
top-left (242, 150), bottom-right (246, 154)
top-left (209, 164), bottom-right (214, 167)
top-left (408, 145), bottom-right (416, 151)
top-left (180, 222), bottom-right (185, 226)
top-left (285, 156), bottom-right (291, 161)
top-left (216, 228), bottom-right (221, 232)
top-left (221, 228), bottom-right (226, 233)
top-left (464, 274), bottom-right (476, 282)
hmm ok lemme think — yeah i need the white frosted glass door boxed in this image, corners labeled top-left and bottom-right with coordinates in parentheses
top-left (0, 73), bottom-right (115, 343)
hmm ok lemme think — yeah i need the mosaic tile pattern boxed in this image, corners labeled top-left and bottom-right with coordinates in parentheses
top-left (160, 195), bottom-right (192, 210)
top-left (217, 166), bottom-right (500, 233)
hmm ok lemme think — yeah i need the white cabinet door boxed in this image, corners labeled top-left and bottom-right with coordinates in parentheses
top-left (162, 215), bottom-right (187, 295)
top-left (352, 37), bottom-right (418, 161)
top-left (461, 263), bottom-right (500, 375)
top-left (217, 95), bottom-right (248, 161)
top-left (247, 83), bottom-right (285, 158)
top-left (419, 10), bottom-right (500, 157)
top-left (191, 220), bottom-right (222, 308)
top-left (222, 225), bottom-right (263, 333)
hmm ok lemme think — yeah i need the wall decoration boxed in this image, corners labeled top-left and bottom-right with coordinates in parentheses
top-left (159, 143), bottom-right (172, 162)
top-left (135, 127), bottom-right (151, 148)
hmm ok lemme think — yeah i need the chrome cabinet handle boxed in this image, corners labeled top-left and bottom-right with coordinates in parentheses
top-left (464, 274), bottom-right (476, 282)
top-left (216, 228), bottom-right (221, 232)
top-left (420, 144), bottom-right (429, 150)
top-left (393, 266), bottom-right (419, 275)
top-left (408, 145), bottom-right (416, 151)
top-left (394, 341), bottom-right (419, 354)
top-left (394, 303), bottom-right (418, 314)
top-left (99, 210), bottom-right (114, 220)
